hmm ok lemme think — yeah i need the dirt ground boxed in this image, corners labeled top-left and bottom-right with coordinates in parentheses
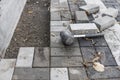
top-left (5, 0), bottom-right (50, 58)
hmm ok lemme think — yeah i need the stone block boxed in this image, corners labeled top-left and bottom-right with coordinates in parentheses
top-left (51, 47), bottom-right (81, 56)
top-left (51, 26), bottom-right (67, 32)
top-left (0, 59), bottom-right (16, 80)
top-left (51, 56), bottom-right (83, 67)
top-left (33, 47), bottom-right (49, 67)
top-left (87, 67), bottom-right (120, 79)
top-left (93, 16), bottom-right (116, 31)
top-left (13, 68), bottom-right (49, 80)
top-left (51, 68), bottom-right (69, 80)
top-left (79, 4), bottom-right (99, 14)
top-left (69, 23), bottom-right (99, 35)
top-left (51, 12), bottom-right (61, 21)
top-left (75, 11), bottom-right (89, 23)
top-left (102, 7), bottom-right (118, 18)
top-left (69, 68), bottom-right (88, 80)
top-left (16, 47), bottom-right (34, 67)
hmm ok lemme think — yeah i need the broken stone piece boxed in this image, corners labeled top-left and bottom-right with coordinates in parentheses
top-left (79, 4), bottom-right (100, 14)
top-left (102, 7), bottom-right (118, 18)
top-left (93, 16), bottom-right (116, 31)
top-left (75, 11), bottom-right (89, 23)
top-left (69, 23), bottom-right (99, 35)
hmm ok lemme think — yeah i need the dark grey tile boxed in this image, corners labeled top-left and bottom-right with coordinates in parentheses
top-left (12, 68), bottom-right (49, 80)
top-left (79, 38), bottom-right (93, 47)
top-left (69, 68), bottom-right (88, 80)
top-left (51, 56), bottom-right (83, 67)
top-left (87, 67), bottom-right (120, 79)
top-left (33, 47), bottom-right (49, 67)
top-left (81, 47), bottom-right (96, 66)
top-left (93, 36), bottom-right (108, 47)
top-left (51, 47), bottom-right (81, 56)
top-left (96, 47), bottom-right (117, 66)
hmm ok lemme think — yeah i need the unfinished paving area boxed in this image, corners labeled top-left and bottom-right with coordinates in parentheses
top-left (0, 0), bottom-right (120, 80)
top-left (5, 0), bottom-right (50, 58)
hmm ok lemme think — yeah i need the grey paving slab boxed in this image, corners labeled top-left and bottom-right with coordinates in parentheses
top-left (51, 68), bottom-right (69, 80)
top-left (61, 11), bottom-right (72, 21)
top-left (51, 25), bottom-right (67, 32)
top-left (69, 4), bottom-right (79, 12)
top-left (0, 59), bottom-right (16, 80)
top-left (93, 36), bottom-right (108, 47)
top-left (87, 67), bottom-right (120, 79)
top-left (69, 68), bottom-right (88, 80)
top-left (51, 47), bottom-right (81, 56)
top-left (50, 21), bottom-right (70, 26)
top-left (78, 38), bottom-right (93, 47)
top-left (75, 11), bottom-right (89, 23)
top-left (51, 12), bottom-right (61, 21)
top-left (50, 32), bottom-right (79, 48)
top-left (81, 47), bottom-right (96, 64)
top-left (94, 78), bottom-right (120, 80)
top-left (12, 68), bottom-right (49, 80)
top-left (51, 56), bottom-right (83, 67)
top-left (96, 47), bottom-right (117, 66)
top-left (59, 0), bottom-right (69, 8)
top-left (33, 47), bottom-right (49, 67)
top-left (16, 47), bottom-right (34, 67)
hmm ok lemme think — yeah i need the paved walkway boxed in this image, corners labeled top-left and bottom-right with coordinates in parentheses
top-left (0, 0), bottom-right (120, 80)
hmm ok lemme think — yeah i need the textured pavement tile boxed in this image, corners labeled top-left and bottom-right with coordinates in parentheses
top-left (51, 56), bottom-right (83, 67)
top-left (0, 59), bottom-right (16, 80)
top-left (16, 47), bottom-right (34, 67)
top-left (50, 21), bottom-right (70, 26)
top-left (94, 78), bottom-right (120, 80)
top-left (51, 12), bottom-right (61, 21)
top-left (81, 47), bottom-right (96, 66)
top-left (109, 45), bottom-right (120, 66)
top-left (12, 68), bottom-right (49, 80)
top-left (69, 68), bottom-right (88, 80)
top-left (51, 47), bottom-right (81, 56)
top-left (61, 11), bottom-right (72, 21)
top-left (93, 36), bottom-right (108, 47)
top-left (78, 38), bottom-right (93, 47)
top-left (51, 25), bottom-right (67, 32)
top-left (96, 47), bottom-right (117, 66)
top-left (51, 68), bottom-right (69, 80)
top-left (50, 32), bottom-right (79, 48)
top-left (87, 67), bottom-right (120, 79)
top-left (33, 47), bottom-right (49, 67)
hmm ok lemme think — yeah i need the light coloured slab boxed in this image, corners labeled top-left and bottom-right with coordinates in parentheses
top-left (51, 68), bottom-right (69, 80)
top-left (0, 59), bottom-right (16, 80)
top-left (16, 47), bottom-right (34, 67)
top-left (108, 45), bottom-right (120, 65)
top-left (51, 26), bottom-right (67, 32)
top-left (70, 23), bottom-right (99, 35)
top-left (50, 21), bottom-right (70, 26)
top-left (0, 0), bottom-right (27, 57)
top-left (84, 0), bottom-right (107, 12)
top-left (103, 30), bottom-right (120, 46)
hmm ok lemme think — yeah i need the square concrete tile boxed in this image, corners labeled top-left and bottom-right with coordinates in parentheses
top-left (87, 67), bottom-right (120, 79)
top-left (96, 47), bottom-right (117, 66)
top-left (69, 68), bottom-right (88, 80)
top-left (51, 47), bottom-right (81, 56)
top-left (51, 68), bottom-right (69, 80)
top-left (33, 47), bottom-right (49, 67)
top-left (16, 47), bottom-right (34, 67)
top-left (12, 68), bottom-right (49, 80)
top-left (50, 32), bottom-right (79, 48)
top-left (51, 56), bottom-right (83, 67)
top-left (81, 47), bottom-right (96, 65)
top-left (78, 38), bottom-right (93, 47)
top-left (0, 59), bottom-right (16, 80)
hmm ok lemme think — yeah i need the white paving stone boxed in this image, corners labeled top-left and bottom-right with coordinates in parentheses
top-left (0, 59), bottom-right (16, 80)
top-left (51, 68), bottom-right (69, 80)
top-left (16, 47), bottom-right (34, 67)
